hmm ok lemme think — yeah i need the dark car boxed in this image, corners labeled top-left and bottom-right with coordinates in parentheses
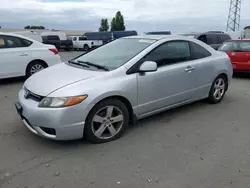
top-left (112, 31), bottom-right (137, 40)
top-left (145, 31), bottom-right (171, 35)
top-left (181, 32), bottom-right (231, 50)
top-left (42, 35), bottom-right (73, 51)
top-left (42, 35), bottom-right (60, 49)
top-left (84, 31), bottom-right (138, 44)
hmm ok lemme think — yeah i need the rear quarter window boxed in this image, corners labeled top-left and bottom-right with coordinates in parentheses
top-left (189, 41), bottom-right (211, 60)
top-left (47, 35), bottom-right (60, 40)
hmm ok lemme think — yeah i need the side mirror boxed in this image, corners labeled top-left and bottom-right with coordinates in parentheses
top-left (139, 61), bottom-right (157, 72)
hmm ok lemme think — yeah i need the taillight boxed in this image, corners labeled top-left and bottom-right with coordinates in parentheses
top-left (49, 48), bottom-right (58, 55)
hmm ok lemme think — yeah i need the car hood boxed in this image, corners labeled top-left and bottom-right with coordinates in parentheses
top-left (24, 62), bottom-right (106, 96)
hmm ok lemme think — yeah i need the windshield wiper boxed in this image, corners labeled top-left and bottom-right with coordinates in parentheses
top-left (68, 60), bottom-right (90, 68)
top-left (77, 60), bottom-right (109, 71)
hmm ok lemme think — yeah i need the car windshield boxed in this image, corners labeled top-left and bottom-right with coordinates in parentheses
top-left (218, 41), bottom-right (250, 52)
top-left (74, 38), bottom-right (156, 70)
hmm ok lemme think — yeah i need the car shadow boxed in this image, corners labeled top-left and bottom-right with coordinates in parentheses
top-left (127, 100), bottom-right (209, 134)
top-left (0, 77), bottom-right (25, 85)
top-left (233, 72), bottom-right (250, 79)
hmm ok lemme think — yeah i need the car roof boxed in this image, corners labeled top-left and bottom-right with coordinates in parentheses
top-left (181, 32), bottom-right (229, 36)
top-left (124, 34), bottom-right (189, 41)
top-left (0, 32), bottom-right (39, 42)
top-left (227, 39), bottom-right (250, 42)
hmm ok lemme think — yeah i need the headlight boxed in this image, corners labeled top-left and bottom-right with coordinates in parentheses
top-left (38, 95), bottom-right (87, 108)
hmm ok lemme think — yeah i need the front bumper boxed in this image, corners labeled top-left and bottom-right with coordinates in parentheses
top-left (15, 88), bottom-right (86, 140)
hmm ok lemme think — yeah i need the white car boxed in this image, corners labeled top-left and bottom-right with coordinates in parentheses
top-left (69, 36), bottom-right (94, 51)
top-left (0, 32), bottom-right (62, 79)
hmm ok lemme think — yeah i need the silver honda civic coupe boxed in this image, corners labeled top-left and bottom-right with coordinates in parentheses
top-left (15, 35), bottom-right (233, 143)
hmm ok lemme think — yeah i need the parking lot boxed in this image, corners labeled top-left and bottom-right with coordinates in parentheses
top-left (1, 51), bottom-right (250, 188)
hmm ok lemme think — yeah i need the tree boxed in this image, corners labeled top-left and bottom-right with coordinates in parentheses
top-left (99, 18), bottom-right (109, 31)
top-left (244, 26), bottom-right (250, 30)
top-left (110, 11), bottom-right (125, 31)
top-left (24, 25), bottom-right (45, 29)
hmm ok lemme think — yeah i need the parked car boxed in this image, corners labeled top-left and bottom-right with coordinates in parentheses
top-left (60, 39), bottom-right (73, 51)
top-left (83, 31), bottom-right (138, 47)
top-left (41, 35), bottom-right (60, 49)
top-left (42, 35), bottom-right (73, 51)
top-left (83, 31), bottom-right (111, 46)
top-left (112, 31), bottom-right (138, 39)
top-left (15, 35), bottom-right (232, 143)
top-left (218, 39), bottom-right (250, 73)
top-left (0, 32), bottom-right (61, 79)
top-left (69, 36), bottom-right (94, 51)
top-left (181, 32), bottom-right (231, 50)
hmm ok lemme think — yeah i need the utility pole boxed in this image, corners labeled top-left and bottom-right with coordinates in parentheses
top-left (226, 0), bottom-right (242, 31)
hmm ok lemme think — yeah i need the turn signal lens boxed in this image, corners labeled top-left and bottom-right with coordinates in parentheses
top-left (64, 96), bottom-right (87, 107)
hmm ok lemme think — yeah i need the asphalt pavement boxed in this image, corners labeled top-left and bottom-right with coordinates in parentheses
top-left (1, 52), bottom-right (250, 188)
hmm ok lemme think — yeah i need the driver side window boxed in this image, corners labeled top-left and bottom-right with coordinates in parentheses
top-left (144, 41), bottom-right (191, 67)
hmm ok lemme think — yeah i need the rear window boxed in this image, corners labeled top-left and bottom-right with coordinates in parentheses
top-left (218, 41), bottom-right (250, 52)
top-left (47, 35), bottom-right (60, 40)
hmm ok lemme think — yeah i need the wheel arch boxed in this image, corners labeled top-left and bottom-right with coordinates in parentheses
top-left (214, 71), bottom-right (229, 90)
top-left (83, 44), bottom-right (90, 48)
top-left (25, 59), bottom-right (48, 75)
top-left (86, 94), bottom-right (135, 125)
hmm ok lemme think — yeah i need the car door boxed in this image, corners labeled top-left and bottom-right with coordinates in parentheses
top-left (78, 36), bottom-right (87, 48)
top-left (0, 35), bottom-right (31, 79)
top-left (187, 41), bottom-right (215, 98)
top-left (136, 40), bottom-right (195, 116)
top-left (72, 37), bottom-right (78, 48)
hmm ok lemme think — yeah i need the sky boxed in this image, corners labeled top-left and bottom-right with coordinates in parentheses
top-left (0, 0), bottom-right (250, 33)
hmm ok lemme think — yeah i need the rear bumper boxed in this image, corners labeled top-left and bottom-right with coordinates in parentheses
top-left (232, 62), bottom-right (250, 72)
top-left (233, 69), bottom-right (250, 74)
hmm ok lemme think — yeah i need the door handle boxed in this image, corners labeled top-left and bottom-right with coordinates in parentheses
top-left (20, 53), bottom-right (28, 56)
top-left (185, 66), bottom-right (195, 72)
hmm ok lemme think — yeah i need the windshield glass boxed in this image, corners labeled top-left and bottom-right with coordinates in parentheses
top-left (74, 38), bottom-right (156, 70)
top-left (218, 41), bottom-right (250, 52)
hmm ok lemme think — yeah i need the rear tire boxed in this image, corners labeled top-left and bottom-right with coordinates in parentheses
top-left (84, 99), bottom-right (129, 144)
top-left (26, 61), bottom-right (47, 78)
top-left (207, 75), bottom-right (228, 104)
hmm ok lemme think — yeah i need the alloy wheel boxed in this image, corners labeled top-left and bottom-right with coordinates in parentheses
top-left (213, 78), bottom-right (225, 100)
top-left (30, 64), bottom-right (44, 75)
top-left (91, 106), bottom-right (124, 139)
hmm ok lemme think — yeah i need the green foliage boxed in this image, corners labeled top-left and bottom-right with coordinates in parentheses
top-left (244, 26), bottom-right (250, 30)
top-left (110, 11), bottom-right (126, 31)
top-left (24, 25), bottom-right (45, 29)
top-left (99, 18), bottom-right (109, 31)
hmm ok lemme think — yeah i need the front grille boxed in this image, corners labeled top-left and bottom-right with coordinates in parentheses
top-left (24, 87), bottom-right (44, 102)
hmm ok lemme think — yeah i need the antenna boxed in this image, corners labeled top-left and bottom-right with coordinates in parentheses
top-left (226, 0), bottom-right (242, 31)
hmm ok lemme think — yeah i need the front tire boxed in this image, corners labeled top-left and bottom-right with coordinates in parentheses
top-left (26, 61), bottom-right (47, 78)
top-left (84, 99), bottom-right (129, 144)
top-left (207, 75), bottom-right (228, 104)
